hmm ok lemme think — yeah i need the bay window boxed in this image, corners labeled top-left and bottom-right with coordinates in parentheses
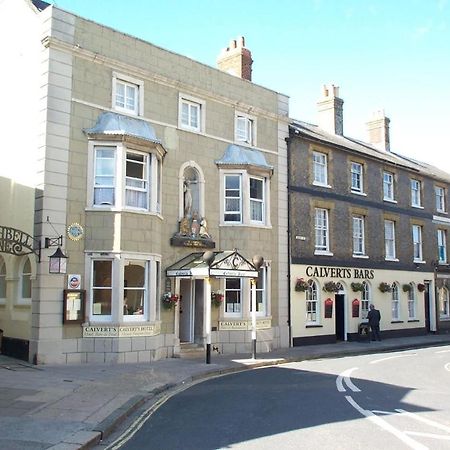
top-left (224, 278), bottom-right (242, 316)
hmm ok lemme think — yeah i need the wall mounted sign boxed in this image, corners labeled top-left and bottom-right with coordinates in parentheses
top-left (0, 225), bottom-right (39, 259)
top-left (67, 223), bottom-right (84, 241)
top-left (67, 274), bottom-right (81, 290)
top-left (306, 265), bottom-right (375, 280)
top-left (324, 298), bottom-right (333, 319)
top-left (82, 322), bottom-right (161, 338)
top-left (219, 318), bottom-right (271, 331)
top-left (352, 299), bottom-right (360, 318)
top-left (63, 290), bottom-right (86, 324)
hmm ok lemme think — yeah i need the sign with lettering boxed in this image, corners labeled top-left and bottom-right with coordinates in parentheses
top-left (0, 226), bottom-right (39, 258)
top-left (305, 266), bottom-right (375, 280)
top-left (83, 323), bottom-right (161, 338)
top-left (219, 318), bottom-right (272, 331)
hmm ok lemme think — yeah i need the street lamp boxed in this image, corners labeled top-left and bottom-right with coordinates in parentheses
top-left (251, 255), bottom-right (264, 360)
top-left (203, 251), bottom-right (216, 364)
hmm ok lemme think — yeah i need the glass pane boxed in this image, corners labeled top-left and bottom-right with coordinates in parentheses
top-left (92, 289), bottom-right (111, 315)
top-left (226, 198), bottom-right (240, 212)
top-left (226, 176), bottom-right (240, 190)
top-left (125, 262), bottom-right (145, 287)
top-left (181, 103), bottom-right (189, 125)
top-left (250, 178), bottom-right (263, 200)
top-left (94, 261), bottom-right (112, 287)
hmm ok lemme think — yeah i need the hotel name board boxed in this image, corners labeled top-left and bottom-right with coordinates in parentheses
top-left (306, 265), bottom-right (374, 280)
top-left (83, 323), bottom-right (161, 338)
top-left (219, 318), bottom-right (271, 331)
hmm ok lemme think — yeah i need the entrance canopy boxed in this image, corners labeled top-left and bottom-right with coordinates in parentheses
top-left (166, 250), bottom-right (258, 278)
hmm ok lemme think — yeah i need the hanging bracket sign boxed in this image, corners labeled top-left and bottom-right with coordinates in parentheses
top-left (0, 226), bottom-right (41, 261)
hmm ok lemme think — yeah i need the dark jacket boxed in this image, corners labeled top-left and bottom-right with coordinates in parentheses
top-left (367, 308), bottom-right (381, 327)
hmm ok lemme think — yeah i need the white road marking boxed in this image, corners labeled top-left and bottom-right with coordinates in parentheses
top-left (395, 409), bottom-right (450, 433)
top-left (445, 362), bottom-right (450, 372)
top-left (345, 396), bottom-right (428, 450)
top-left (435, 349), bottom-right (450, 354)
top-left (406, 431), bottom-right (450, 441)
top-left (336, 367), bottom-right (360, 392)
top-left (370, 353), bottom-right (416, 364)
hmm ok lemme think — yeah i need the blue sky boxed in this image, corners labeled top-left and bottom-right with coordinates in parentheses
top-left (50, 0), bottom-right (450, 172)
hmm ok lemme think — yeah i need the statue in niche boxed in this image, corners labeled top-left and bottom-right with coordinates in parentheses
top-left (179, 216), bottom-right (190, 236)
top-left (199, 217), bottom-right (211, 239)
top-left (191, 212), bottom-right (200, 237)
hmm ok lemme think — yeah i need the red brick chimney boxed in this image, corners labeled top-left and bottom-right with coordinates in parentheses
top-left (217, 36), bottom-right (253, 81)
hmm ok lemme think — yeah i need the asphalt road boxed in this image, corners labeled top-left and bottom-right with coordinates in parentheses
top-left (102, 345), bottom-right (450, 450)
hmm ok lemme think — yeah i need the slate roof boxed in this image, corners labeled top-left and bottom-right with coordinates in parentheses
top-left (290, 120), bottom-right (450, 183)
top-left (31, 0), bottom-right (50, 11)
top-left (215, 144), bottom-right (273, 173)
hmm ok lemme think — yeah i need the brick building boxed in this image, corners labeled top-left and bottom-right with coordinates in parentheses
top-left (0, 0), bottom-right (289, 363)
top-left (288, 85), bottom-right (450, 345)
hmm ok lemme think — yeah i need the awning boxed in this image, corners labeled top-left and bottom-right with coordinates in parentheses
top-left (166, 250), bottom-right (258, 278)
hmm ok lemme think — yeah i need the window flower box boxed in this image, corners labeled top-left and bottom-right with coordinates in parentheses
top-left (295, 278), bottom-right (308, 292)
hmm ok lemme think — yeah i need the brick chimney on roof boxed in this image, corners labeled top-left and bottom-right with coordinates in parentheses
top-left (366, 110), bottom-right (391, 152)
top-left (317, 84), bottom-right (344, 136)
top-left (217, 36), bottom-right (253, 81)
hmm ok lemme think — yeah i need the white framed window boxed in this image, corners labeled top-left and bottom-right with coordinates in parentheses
top-left (250, 176), bottom-right (264, 223)
top-left (112, 72), bottom-right (143, 116)
top-left (352, 215), bottom-right (365, 255)
top-left (224, 174), bottom-right (242, 223)
top-left (90, 142), bottom-right (161, 213)
top-left (411, 179), bottom-right (422, 207)
top-left (351, 162), bottom-right (363, 193)
top-left (392, 283), bottom-right (400, 320)
top-left (88, 254), bottom-right (159, 323)
top-left (361, 281), bottom-right (370, 319)
top-left (412, 224), bottom-right (423, 262)
top-left (221, 171), bottom-right (270, 227)
top-left (384, 220), bottom-right (396, 260)
top-left (224, 278), bottom-right (242, 317)
top-left (123, 260), bottom-right (148, 322)
top-left (435, 186), bottom-right (446, 213)
top-left (235, 112), bottom-right (255, 145)
top-left (383, 171), bottom-right (395, 201)
top-left (439, 287), bottom-right (449, 318)
top-left (314, 208), bottom-right (329, 253)
top-left (251, 266), bottom-right (267, 316)
top-left (19, 258), bottom-right (32, 305)
top-left (306, 280), bottom-right (319, 324)
top-left (179, 95), bottom-right (204, 132)
top-left (407, 284), bottom-right (416, 319)
top-left (438, 229), bottom-right (447, 264)
top-left (0, 259), bottom-right (6, 304)
top-left (313, 151), bottom-right (328, 186)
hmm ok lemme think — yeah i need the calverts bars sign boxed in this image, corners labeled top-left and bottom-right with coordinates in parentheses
top-left (306, 265), bottom-right (375, 279)
top-left (0, 226), bottom-right (39, 258)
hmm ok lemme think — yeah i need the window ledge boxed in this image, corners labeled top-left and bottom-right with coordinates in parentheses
top-left (86, 207), bottom-right (163, 219)
top-left (351, 190), bottom-right (367, 197)
top-left (407, 319), bottom-right (420, 323)
top-left (411, 204), bottom-right (424, 209)
top-left (179, 125), bottom-right (203, 134)
top-left (436, 210), bottom-right (448, 215)
top-left (413, 260), bottom-right (426, 264)
top-left (314, 250), bottom-right (334, 257)
top-left (306, 324), bottom-right (323, 328)
top-left (312, 182), bottom-right (332, 189)
top-left (385, 257), bottom-right (399, 262)
top-left (353, 254), bottom-right (369, 259)
top-left (383, 198), bottom-right (397, 204)
top-left (220, 223), bottom-right (272, 229)
top-left (439, 317), bottom-right (450, 321)
top-left (438, 261), bottom-right (448, 265)
top-left (391, 320), bottom-right (404, 324)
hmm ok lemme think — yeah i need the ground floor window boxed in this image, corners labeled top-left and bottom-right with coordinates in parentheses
top-left (407, 283), bottom-right (416, 319)
top-left (439, 287), bottom-right (449, 318)
top-left (306, 279), bottom-right (319, 324)
top-left (224, 278), bottom-right (242, 315)
top-left (392, 283), bottom-right (400, 320)
top-left (88, 254), bottom-right (159, 322)
top-left (361, 281), bottom-right (370, 319)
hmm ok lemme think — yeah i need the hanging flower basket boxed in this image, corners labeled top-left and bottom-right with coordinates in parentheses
top-left (378, 282), bottom-right (392, 293)
top-left (417, 283), bottom-right (426, 292)
top-left (295, 277), bottom-right (308, 292)
top-left (162, 292), bottom-right (179, 310)
top-left (323, 281), bottom-right (339, 293)
top-left (402, 284), bottom-right (412, 292)
top-left (350, 282), bottom-right (364, 292)
top-left (211, 290), bottom-right (224, 307)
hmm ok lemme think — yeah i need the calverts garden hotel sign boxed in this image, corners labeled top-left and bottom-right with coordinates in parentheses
top-left (305, 265), bottom-right (375, 279)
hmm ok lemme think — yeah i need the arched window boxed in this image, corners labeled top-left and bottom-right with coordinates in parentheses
top-left (20, 258), bottom-right (32, 302)
top-left (439, 287), bottom-right (450, 318)
top-left (0, 258), bottom-right (6, 300)
top-left (306, 280), bottom-right (319, 324)
top-left (362, 281), bottom-right (370, 318)
top-left (391, 283), bottom-right (400, 320)
top-left (408, 283), bottom-right (416, 319)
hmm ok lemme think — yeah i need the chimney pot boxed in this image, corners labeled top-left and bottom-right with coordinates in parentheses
top-left (217, 36), bottom-right (253, 81)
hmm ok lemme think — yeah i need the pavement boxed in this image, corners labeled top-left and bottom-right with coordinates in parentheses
top-left (1, 333), bottom-right (450, 450)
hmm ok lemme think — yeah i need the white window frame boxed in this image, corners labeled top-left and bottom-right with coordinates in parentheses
top-left (112, 72), bottom-right (144, 116)
top-left (361, 281), bottom-right (370, 319)
top-left (412, 224), bottom-right (423, 262)
top-left (435, 186), bottom-right (446, 213)
top-left (352, 215), bottom-right (365, 256)
top-left (18, 257), bottom-right (32, 306)
top-left (407, 284), bottom-right (416, 320)
top-left (438, 229), bottom-right (447, 264)
top-left (383, 171), bottom-right (395, 202)
top-left (220, 170), bottom-right (270, 227)
top-left (224, 277), bottom-right (242, 318)
top-left (411, 179), bottom-right (422, 208)
top-left (0, 258), bottom-right (6, 303)
top-left (392, 283), bottom-right (400, 321)
top-left (314, 208), bottom-right (330, 254)
top-left (249, 176), bottom-right (265, 224)
top-left (178, 94), bottom-right (205, 133)
top-left (384, 220), bottom-right (397, 260)
top-left (223, 173), bottom-right (242, 223)
top-left (88, 141), bottom-right (161, 214)
top-left (351, 162), bottom-right (363, 193)
top-left (313, 151), bottom-right (328, 186)
top-left (306, 280), bottom-right (320, 324)
top-left (252, 266), bottom-right (267, 317)
top-left (123, 259), bottom-right (149, 323)
top-left (235, 111), bottom-right (256, 146)
top-left (439, 287), bottom-right (450, 318)
top-left (87, 253), bottom-right (159, 324)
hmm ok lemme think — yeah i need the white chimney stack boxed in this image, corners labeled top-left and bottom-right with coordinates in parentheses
top-left (366, 110), bottom-right (391, 152)
top-left (317, 84), bottom-right (344, 136)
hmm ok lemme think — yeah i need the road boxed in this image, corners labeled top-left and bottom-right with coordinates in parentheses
top-left (100, 345), bottom-right (450, 450)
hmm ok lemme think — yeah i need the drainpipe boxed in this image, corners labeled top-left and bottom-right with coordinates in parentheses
top-left (286, 135), bottom-right (292, 346)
